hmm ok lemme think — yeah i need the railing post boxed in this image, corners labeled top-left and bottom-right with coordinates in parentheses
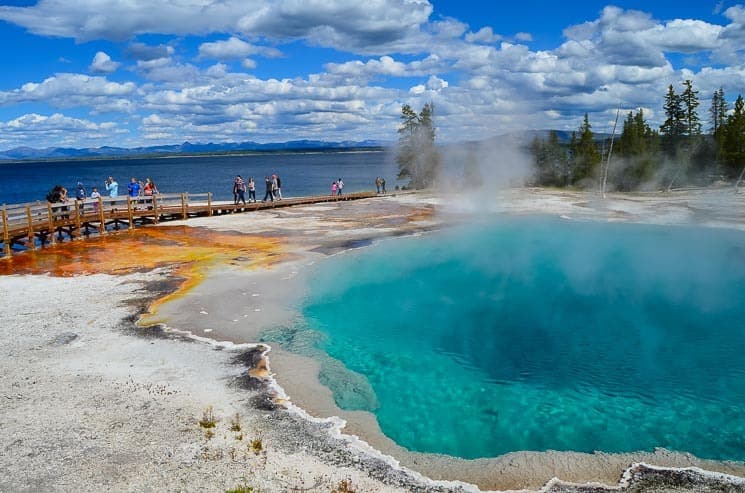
top-left (73, 200), bottom-right (82, 239)
top-left (25, 205), bottom-right (36, 250)
top-left (127, 196), bottom-right (134, 231)
top-left (98, 196), bottom-right (106, 235)
top-left (151, 195), bottom-right (159, 224)
top-left (2, 205), bottom-right (10, 256)
top-left (46, 202), bottom-right (56, 245)
top-left (207, 192), bottom-right (213, 217)
top-left (181, 193), bottom-right (187, 219)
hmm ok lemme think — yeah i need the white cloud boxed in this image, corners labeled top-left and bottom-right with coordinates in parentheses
top-left (645, 19), bottom-right (722, 52)
top-left (126, 42), bottom-right (175, 61)
top-left (198, 37), bottom-right (282, 60)
top-left (205, 63), bottom-right (229, 78)
top-left (425, 75), bottom-right (447, 91)
top-left (465, 27), bottom-right (501, 44)
top-left (89, 51), bottom-right (120, 73)
top-left (409, 84), bottom-right (425, 95)
top-left (3, 112), bottom-right (112, 131)
top-left (0, 113), bottom-right (126, 147)
top-left (0, 74), bottom-right (135, 109)
top-left (2, 2), bottom-right (745, 148)
top-left (136, 59), bottom-right (200, 83)
top-left (0, 0), bottom-right (434, 53)
top-left (326, 56), bottom-right (407, 77)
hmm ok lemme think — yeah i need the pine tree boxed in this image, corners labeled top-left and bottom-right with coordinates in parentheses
top-left (615, 108), bottom-right (660, 189)
top-left (721, 95), bottom-right (745, 177)
top-left (660, 84), bottom-right (685, 155)
top-left (710, 87), bottom-right (727, 135)
top-left (531, 131), bottom-right (568, 186)
top-left (710, 87), bottom-right (729, 165)
top-left (417, 103), bottom-right (440, 187)
top-left (680, 79), bottom-right (701, 136)
top-left (571, 113), bottom-right (600, 185)
top-left (716, 88), bottom-right (728, 133)
top-left (396, 104), bottom-right (419, 184)
top-left (396, 102), bottom-right (440, 189)
top-left (618, 111), bottom-right (638, 157)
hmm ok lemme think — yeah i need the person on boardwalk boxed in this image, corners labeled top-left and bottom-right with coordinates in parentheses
top-left (105, 176), bottom-right (118, 199)
top-left (234, 175), bottom-right (246, 205)
top-left (47, 185), bottom-right (69, 235)
top-left (262, 176), bottom-right (274, 202)
top-left (46, 185), bottom-right (65, 204)
top-left (336, 178), bottom-right (344, 196)
top-left (105, 176), bottom-right (118, 208)
top-left (381, 177), bottom-right (386, 194)
top-left (375, 177), bottom-right (381, 194)
top-left (76, 182), bottom-right (86, 201)
top-left (247, 177), bottom-right (256, 202)
top-left (331, 181), bottom-right (337, 196)
top-left (143, 178), bottom-right (158, 210)
top-left (274, 174), bottom-right (282, 200)
top-left (143, 178), bottom-right (158, 196)
top-left (46, 185), bottom-right (69, 222)
top-left (90, 186), bottom-right (101, 212)
top-left (128, 177), bottom-right (141, 209)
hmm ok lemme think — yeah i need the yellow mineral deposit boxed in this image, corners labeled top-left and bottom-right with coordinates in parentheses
top-left (0, 226), bottom-right (285, 319)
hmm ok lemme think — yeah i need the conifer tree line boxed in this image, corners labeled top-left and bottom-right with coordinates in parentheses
top-left (530, 81), bottom-right (745, 190)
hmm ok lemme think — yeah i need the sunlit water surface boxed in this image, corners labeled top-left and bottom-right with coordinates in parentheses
top-left (289, 216), bottom-right (745, 460)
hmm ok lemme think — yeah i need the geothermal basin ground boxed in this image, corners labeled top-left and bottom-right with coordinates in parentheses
top-left (1, 188), bottom-right (745, 493)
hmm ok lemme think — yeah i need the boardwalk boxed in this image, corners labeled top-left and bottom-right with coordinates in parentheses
top-left (1, 191), bottom-right (378, 256)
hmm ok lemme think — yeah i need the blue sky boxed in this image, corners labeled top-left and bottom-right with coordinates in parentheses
top-left (0, 0), bottom-right (743, 149)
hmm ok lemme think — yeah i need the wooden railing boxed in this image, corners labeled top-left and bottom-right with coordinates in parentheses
top-left (1, 190), bottom-right (378, 256)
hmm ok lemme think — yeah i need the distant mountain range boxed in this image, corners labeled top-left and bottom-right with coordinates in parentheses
top-left (458, 130), bottom-right (614, 148)
top-left (0, 130), bottom-right (614, 162)
top-left (0, 139), bottom-right (389, 161)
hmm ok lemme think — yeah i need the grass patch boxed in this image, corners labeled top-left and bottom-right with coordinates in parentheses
top-left (225, 486), bottom-right (253, 493)
top-left (199, 405), bottom-right (217, 428)
top-left (230, 412), bottom-right (242, 432)
top-left (331, 479), bottom-right (355, 493)
top-left (250, 438), bottom-right (263, 454)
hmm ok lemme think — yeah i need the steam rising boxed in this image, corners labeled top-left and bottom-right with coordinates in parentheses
top-left (435, 134), bottom-right (537, 211)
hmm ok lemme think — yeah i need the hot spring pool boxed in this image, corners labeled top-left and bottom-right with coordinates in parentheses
top-left (294, 216), bottom-right (745, 460)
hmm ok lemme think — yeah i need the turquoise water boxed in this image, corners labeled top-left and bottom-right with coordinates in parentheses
top-left (295, 217), bottom-right (745, 460)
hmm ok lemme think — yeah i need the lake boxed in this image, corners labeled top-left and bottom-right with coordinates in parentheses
top-left (0, 150), bottom-right (398, 205)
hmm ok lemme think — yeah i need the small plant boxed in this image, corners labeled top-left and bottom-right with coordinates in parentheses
top-left (235, 432), bottom-right (243, 441)
top-left (225, 485), bottom-right (253, 493)
top-left (204, 429), bottom-right (214, 440)
top-left (331, 479), bottom-right (355, 493)
top-left (199, 405), bottom-right (217, 428)
top-left (250, 438), bottom-right (263, 454)
top-left (230, 412), bottom-right (242, 432)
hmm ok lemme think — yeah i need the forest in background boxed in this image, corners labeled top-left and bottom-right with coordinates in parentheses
top-left (397, 82), bottom-right (745, 192)
top-left (530, 81), bottom-right (745, 191)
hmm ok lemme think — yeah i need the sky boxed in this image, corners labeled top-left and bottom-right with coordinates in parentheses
top-left (0, 0), bottom-right (744, 150)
